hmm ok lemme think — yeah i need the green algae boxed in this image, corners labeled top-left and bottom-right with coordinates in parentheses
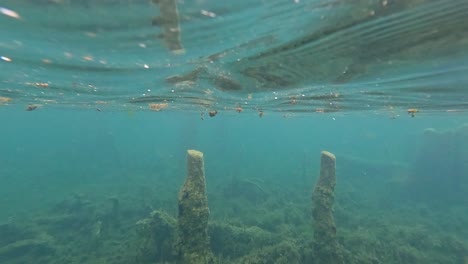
top-left (311, 151), bottom-right (344, 264)
top-left (1, 142), bottom-right (468, 264)
top-left (1, 183), bottom-right (467, 264)
top-left (136, 210), bottom-right (177, 263)
top-left (176, 150), bottom-right (215, 264)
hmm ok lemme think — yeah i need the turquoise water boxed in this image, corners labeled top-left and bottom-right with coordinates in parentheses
top-left (1, 0), bottom-right (468, 263)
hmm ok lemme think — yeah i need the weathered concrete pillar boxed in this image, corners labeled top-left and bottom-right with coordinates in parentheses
top-left (177, 150), bottom-right (214, 263)
top-left (312, 151), bottom-right (343, 264)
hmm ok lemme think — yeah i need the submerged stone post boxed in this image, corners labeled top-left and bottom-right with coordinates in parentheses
top-left (177, 150), bottom-right (214, 263)
top-left (312, 151), bottom-right (343, 264)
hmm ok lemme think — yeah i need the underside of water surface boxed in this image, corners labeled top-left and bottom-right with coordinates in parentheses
top-left (1, 0), bottom-right (467, 115)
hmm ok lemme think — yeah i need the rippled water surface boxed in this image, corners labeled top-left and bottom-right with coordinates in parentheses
top-left (1, 0), bottom-right (468, 114)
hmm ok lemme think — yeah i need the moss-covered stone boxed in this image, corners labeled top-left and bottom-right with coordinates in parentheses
top-left (0, 223), bottom-right (55, 264)
top-left (176, 150), bottom-right (215, 263)
top-left (135, 210), bottom-right (177, 263)
top-left (209, 222), bottom-right (278, 259)
top-left (312, 151), bottom-right (343, 264)
top-left (239, 240), bottom-right (302, 264)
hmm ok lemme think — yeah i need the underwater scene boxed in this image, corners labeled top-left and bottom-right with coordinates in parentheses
top-left (1, 0), bottom-right (468, 263)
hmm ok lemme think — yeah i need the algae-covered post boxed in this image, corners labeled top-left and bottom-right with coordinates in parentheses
top-left (312, 151), bottom-right (343, 264)
top-left (177, 150), bottom-right (214, 263)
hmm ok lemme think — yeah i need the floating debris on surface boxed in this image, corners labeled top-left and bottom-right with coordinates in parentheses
top-left (208, 110), bottom-right (218, 117)
top-left (0, 96), bottom-right (12, 104)
top-left (149, 103), bottom-right (168, 111)
top-left (258, 110), bottom-right (264, 118)
top-left (408, 108), bottom-right (419, 117)
top-left (200, 9), bottom-right (216, 18)
top-left (34, 83), bottom-right (49, 88)
top-left (26, 104), bottom-right (39, 111)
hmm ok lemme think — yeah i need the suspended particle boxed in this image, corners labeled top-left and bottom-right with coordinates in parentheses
top-left (1, 56), bottom-right (12, 62)
top-left (0, 7), bottom-right (20, 19)
top-left (201, 9), bottom-right (216, 18)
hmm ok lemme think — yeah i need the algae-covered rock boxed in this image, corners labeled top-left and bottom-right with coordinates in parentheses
top-left (209, 222), bottom-right (278, 259)
top-left (0, 223), bottom-right (55, 263)
top-left (312, 151), bottom-right (344, 264)
top-left (176, 150), bottom-right (215, 263)
top-left (0, 236), bottom-right (55, 260)
top-left (0, 222), bottom-right (36, 247)
top-left (136, 210), bottom-right (177, 263)
top-left (239, 240), bottom-right (302, 264)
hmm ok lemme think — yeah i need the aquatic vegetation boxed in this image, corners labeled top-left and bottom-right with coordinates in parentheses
top-left (136, 210), bottom-right (177, 263)
top-left (1, 139), bottom-right (468, 264)
top-left (209, 223), bottom-right (279, 259)
top-left (0, 222), bottom-right (54, 263)
top-left (239, 240), bottom-right (303, 264)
